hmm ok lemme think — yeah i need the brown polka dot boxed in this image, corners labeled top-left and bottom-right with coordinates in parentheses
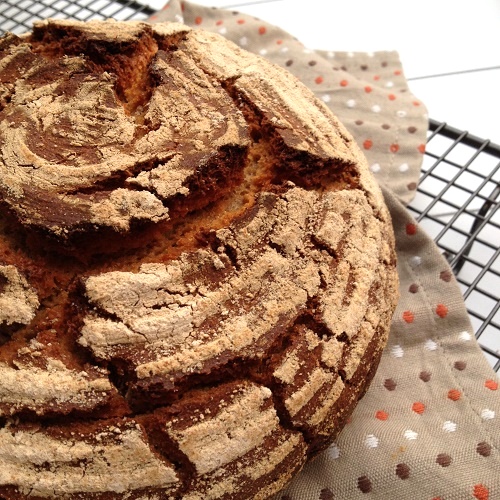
top-left (285, 60), bottom-right (293, 67)
top-left (454, 360), bottom-right (467, 371)
top-left (384, 378), bottom-right (397, 391)
top-left (308, 60), bottom-right (317, 66)
top-left (360, 64), bottom-right (368, 70)
top-left (408, 126), bottom-right (417, 133)
top-left (407, 182), bottom-right (417, 191)
top-left (355, 120), bottom-right (364, 126)
top-left (381, 61), bottom-right (388, 67)
top-left (476, 442), bottom-right (492, 457)
top-left (440, 270), bottom-right (453, 282)
top-left (419, 371), bottom-right (431, 382)
top-left (436, 453), bottom-right (452, 467)
top-left (319, 488), bottom-right (334, 500)
top-left (381, 124), bottom-right (391, 130)
top-left (396, 463), bottom-right (410, 479)
top-left (340, 65), bottom-right (347, 71)
top-left (357, 476), bottom-right (372, 493)
top-left (409, 283), bottom-right (419, 293)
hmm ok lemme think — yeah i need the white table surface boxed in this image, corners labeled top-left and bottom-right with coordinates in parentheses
top-left (166, 0), bottom-right (500, 145)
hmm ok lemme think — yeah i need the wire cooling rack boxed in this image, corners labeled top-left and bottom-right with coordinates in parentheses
top-left (1, 1), bottom-right (499, 373)
top-left (0, 0), bottom-right (156, 33)
top-left (409, 119), bottom-right (500, 373)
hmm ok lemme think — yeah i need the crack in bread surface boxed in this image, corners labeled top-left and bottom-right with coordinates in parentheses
top-left (0, 19), bottom-right (399, 500)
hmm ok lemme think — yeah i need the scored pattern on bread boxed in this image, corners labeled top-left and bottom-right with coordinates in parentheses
top-left (0, 420), bottom-right (181, 498)
top-left (0, 19), bottom-right (399, 499)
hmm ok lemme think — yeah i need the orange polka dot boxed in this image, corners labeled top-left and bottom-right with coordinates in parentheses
top-left (388, 93), bottom-right (396, 100)
top-left (149, 14), bottom-right (158, 20)
top-left (340, 79), bottom-right (348, 87)
top-left (216, 20), bottom-right (223, 26)
top-left (376, 410), bottom-right (389, 421)
top-left (237, 19), bottom-right (245, 24)
top-left (258, 26), bottom-right (266, 35)
top-left (364, 85), bottom-right (373, 93)
top-left (394, 70), bottom-right (402, 76)
top-left (363, 139), bottom-right (373, 150)
top-left (315, 76), bottom-right (324, 84)
top-left (412, 402), bottom-right (425, 414)
top-left (447, 389), bottom-right (461, 401)
top-left (373, 75), bottom-right (380, 81)
top-left (390, 143), bottom-right (400, 153)
top-left (413, 100), bottom-right (421, 106)
top-left (436, 304), bottom-right (448, 318)
top-left (403, 311), bottom-right (414, 323)
top-left (406, 223), bottom-right (417, 235)
top-left (473, 484), bottom-right (489, 500)
top-left (485, 379), bottom-right (498, 391)
top-left (194, 16), bottom-right (203, 25)
top-left (418, 144), bottom-right (426, 154)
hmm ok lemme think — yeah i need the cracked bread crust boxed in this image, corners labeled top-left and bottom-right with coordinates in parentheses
top-left (0, 19), bottom-right (398, 500)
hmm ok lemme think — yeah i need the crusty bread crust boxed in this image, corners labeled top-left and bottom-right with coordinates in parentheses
top-left (0, 19), bottom-right (398, 499)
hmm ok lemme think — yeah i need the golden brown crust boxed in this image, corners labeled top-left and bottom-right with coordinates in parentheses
top-left (0, 19), bottom-right (398, 500)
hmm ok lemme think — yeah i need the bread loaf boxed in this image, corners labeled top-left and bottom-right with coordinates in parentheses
top-left (0, 19), bottom-right (398, 499)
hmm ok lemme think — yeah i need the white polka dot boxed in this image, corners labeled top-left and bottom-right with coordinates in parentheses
top-left (404, 429), bottom-right (418, 440)
top-left (399, 163), bottom-right (409, 173)
top-left (218, 27), bottom-right (227, 35)
top-left (391, 344), bottom-right (404, 358)
top-left (409, 255), bottom-right (422, 267)
top-left (174, 14), bottom-right (183, 23)
top-left (367, 52), bottom-right (375, 58)
top-left (280, 46), bottom-right (289, 53)
top-left (322, 94), bottom-right (331, 103)
top-left (259, 48), bottom-right (268, 56)
top-left (370, 163), bottom-right (381, 173)
top-left (302, 48), bottom-right (313, 54)
top-left (424, 339), bottom-right (438, 351)
top-left (346, 99), bottom-right (356, 108)
top-left (326, 51), bottom-right (335, 58)
top-left (371, 104), bottom-right (381, 113)
top-left (347, 51), bottom-right (355, 58)
top-left (385, 81), bottom-right (394, 88)
top-left (364, 434), bottom-right (379, 448)
top-left (459, 331), bottom-right (472, 342)
top-left (327, 444), bottom-right (340, 459)
top-left (239, 36), bottom-right (248, 46)
top-left (481, 409), bottom-right (495, 421)
top-left (442, 421), bottom-right (457, 432)
top-left (397, 110), bottom-right (407, 118)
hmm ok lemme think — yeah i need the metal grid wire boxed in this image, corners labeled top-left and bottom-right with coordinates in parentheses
top-left (0, 0), bottom-right (155, 35)
top-left (409, 119), bottom-right (500, 373)
top-left (1, 2), bottom-right (499, 372)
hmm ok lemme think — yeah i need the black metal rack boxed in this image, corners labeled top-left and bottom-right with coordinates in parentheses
top-left (0, 0), bottom-right (155, 34)
top-left (1, 2), bottom-right (499, 373)
top-left (409, 119), bottom-right (500, 373)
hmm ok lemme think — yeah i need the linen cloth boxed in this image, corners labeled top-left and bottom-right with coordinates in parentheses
top-left (150, 3), bottom-right (500, 498)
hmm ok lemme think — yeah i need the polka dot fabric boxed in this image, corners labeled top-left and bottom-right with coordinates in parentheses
top-left (150, 2), bottom-right (499, 498)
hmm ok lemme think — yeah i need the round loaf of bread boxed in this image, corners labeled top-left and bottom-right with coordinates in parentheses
top-left (0, 19), bottom-right (398, 499)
